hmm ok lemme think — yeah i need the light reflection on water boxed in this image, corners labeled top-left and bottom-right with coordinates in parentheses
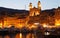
top-left (0, 33), bottom-right (59, 38)
top-left (20, 33), bottom-right (22, 38)
top-left (0, 33), bottom-right (37, 38)
top-left (4, 35), bottom-right (10, 38)
top-left (15, 33), bottom-right (36, 38)
top-left (0, 36), bottom-right (2, 38)
top-left (26, 33), bottom-right (34, 38)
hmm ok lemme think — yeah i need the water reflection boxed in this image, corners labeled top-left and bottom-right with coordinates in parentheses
top-left (17, 33), bottom-right (43, 38)
top-left (0, 33), bottom-right (37, 38)
top-left (4, 35), bottom-right (10, 38)
top-left (20, 33), bottom-right (22, 38)
top-left (0, 33), bottom-right (59, 38)
top-left (0, 35), bottom-right (2, 38)
top-left (12, 33), bottom-right (35, 38)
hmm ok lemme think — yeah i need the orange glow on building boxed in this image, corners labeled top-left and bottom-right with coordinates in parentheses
top-left (0, 23), bottom-right (2, 28)
top-left (0, 17), bottom-right (28, 28)
top-left (42, 23), bottom-right (47, 28)
top-left (55, 19), bottom-right (60, 26)
top-left (29, 1), bottom-right (41, 16)
top-left (0, 1), bottom-right (60, 29)
top-left (42, 23), bottom-right (56, 28)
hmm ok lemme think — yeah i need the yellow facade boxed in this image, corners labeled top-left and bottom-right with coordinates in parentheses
top-left (29, 1), bottom-right (41, 16)
top-left (0, 1), bottom-right (41, 28)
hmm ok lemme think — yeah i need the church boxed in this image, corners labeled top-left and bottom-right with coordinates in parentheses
top-left (0, 1), bottom-right (60, 28)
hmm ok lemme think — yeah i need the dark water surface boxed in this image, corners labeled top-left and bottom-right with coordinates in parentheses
top-left (0, 33), bottom-right (60, 38)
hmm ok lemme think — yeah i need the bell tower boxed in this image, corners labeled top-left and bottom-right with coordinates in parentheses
top-left (38, 1), bottom-right (41, 10)
top-left (29, 1), bottom-right (41, 16)
top-left (29, 3), bottom-right (32, 10)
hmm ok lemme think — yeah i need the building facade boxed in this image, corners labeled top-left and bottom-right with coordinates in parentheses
top-left (0, 1), bottom-right (60, 28)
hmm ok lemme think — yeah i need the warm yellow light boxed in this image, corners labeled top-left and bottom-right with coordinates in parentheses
top-left (20, 33), bottom-right (22, 38)
top-left (0, 23), bottom-right (2, 25)
top-left (31, 25), bottom-right (36, 28)
top-left (55, 19), bottom-right (60, 26)
top-left (17, 24), bottom-right (23, 28)
top-left (42, 23), bottom-right (55, 28)
top-left (0, 23), bottom-right (2, 28)
top-left (34, 23), bottom-right (39, 25)
top-left (29, 25), bottom-right (37, 29)
top-left (35, 11), bottom-right (39, 15)
top-left (38, 4), bottom-right (41, 7)
top-left (8, 25), bottom-right (12, 28)
top-left (42, 23), bottom-right (47, 28)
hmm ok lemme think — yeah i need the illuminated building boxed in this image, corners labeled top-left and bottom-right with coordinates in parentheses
top-left (0, 1), bottom-right (60, 28)
top-left (29, 1), bottom-right (41, 16)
